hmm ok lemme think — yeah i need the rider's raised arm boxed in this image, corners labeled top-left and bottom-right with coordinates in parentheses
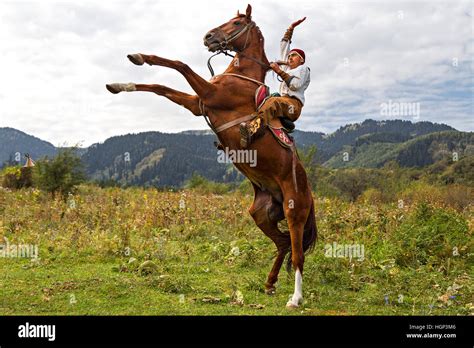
top-left (280, 26), bottom-right (294, 63)
top-left (280, 17), bottom-right (306, 69)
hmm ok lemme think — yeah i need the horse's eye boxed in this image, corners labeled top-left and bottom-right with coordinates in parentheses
top-left (234, 21), bottom-right (241, 25)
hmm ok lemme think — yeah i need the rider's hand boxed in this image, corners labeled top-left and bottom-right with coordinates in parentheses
top-left (290, 17), bottom-right (307, 29)
top-left (270, 62), bottom-right (282, 74)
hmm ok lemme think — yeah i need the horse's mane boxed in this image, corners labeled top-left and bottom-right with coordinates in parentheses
top-left (231, 13), bottom-right (266, 49)
top-left (254, 24), bottom-right (270, 71)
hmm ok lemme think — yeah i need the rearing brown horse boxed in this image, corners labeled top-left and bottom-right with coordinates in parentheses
top-left (106, 4), bottom-right (317, 308)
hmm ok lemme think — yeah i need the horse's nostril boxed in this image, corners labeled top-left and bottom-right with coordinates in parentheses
top-left (205, 32), bottom-right (214, 40)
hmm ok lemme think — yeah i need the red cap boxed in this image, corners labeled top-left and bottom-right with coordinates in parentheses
top-left (289, 48), bottom-right (305, 62)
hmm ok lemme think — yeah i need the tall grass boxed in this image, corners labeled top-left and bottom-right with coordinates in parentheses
top-left (0, 182), bottom-right (471, 315)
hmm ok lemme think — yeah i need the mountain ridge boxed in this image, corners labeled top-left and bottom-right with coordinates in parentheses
top-left (2, 119), bottom-right (469, 187)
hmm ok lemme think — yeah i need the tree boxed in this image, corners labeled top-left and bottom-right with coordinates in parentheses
top-left (33, 147), bottom-right (86, 199)
top-left (299, 145), bottom-right (318, 189)
top-left (330, 169), bottom-right (368, 201)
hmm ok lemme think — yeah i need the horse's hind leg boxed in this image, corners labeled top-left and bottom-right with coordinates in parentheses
top-left (248, 185), bottom-right (290, 294)
top-left (106, 83), bottom-right (202, 116)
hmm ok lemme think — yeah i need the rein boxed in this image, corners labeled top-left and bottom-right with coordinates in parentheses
top-left (206, 50), bottom-right (269, 78)
top-left (222, 49), bottom-right (270, 70)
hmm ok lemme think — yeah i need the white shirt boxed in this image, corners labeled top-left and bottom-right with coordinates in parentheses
top-left (279, 39), bottom-right (311, 105)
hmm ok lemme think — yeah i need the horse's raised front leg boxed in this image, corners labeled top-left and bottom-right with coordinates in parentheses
top-left (128, 53), bottom-right (216, 100)
top-left (106, 83), bottom-right (202, 116)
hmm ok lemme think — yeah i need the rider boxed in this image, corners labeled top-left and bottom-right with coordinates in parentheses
top-left (240, 17), bottom-right (310, 148)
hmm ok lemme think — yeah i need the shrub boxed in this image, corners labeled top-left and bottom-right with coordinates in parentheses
top-left (1, 166), bottom-right (34, 189)
top-left (441, 185), bottom-right (473, 211)
top-left (329, 169), bottom-right (369, 201)
top-left (33, 147), bottom-right (86, 199)
top-left (393, 202), bottom-right (470, 267)
top-left (400, 181), bottom-right (443, 205)
top-left (184, 173), bottom-right (232, 194)
top-left (358, 188), bottom-right (384, 205)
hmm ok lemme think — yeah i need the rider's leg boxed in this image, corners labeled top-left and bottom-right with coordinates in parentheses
top-left (260, 96), bottom-right (302, 123)
top-left (240, 97), bottom-right (302, 148)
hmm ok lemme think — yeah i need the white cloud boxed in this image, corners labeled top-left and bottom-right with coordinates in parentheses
top-left (0, 0), bottom-right (472, 147)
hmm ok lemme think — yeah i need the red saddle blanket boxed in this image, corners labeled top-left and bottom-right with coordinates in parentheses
top-left (255, 85), bottom-right (270, 110)
top-left (268, 126), bottom-right (294, 149)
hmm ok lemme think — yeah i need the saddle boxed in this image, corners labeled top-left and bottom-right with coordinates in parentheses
top-left (255, 86), bottom-right (295, 134)
top-left (214, 87), bottom-right (296, 151)
top-left (255, 85), bottom-right (270, 110)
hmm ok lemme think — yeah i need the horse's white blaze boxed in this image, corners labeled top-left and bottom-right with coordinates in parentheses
top-left (286, 268), bottom-right (303, 307)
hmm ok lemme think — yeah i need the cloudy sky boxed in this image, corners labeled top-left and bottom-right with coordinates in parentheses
top-left (0, 0), bottom-right (472, 147)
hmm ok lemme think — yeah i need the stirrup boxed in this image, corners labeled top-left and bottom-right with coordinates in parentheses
top-left (240, 122), bottom-right (251, 148)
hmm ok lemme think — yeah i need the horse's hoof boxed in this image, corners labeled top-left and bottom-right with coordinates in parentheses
top-left (286, 300), bottom-right (299, 309)
top-left (128, 54), bottom-right (144, 66)
top-left (264, 287), bottom-right (276, 296)
top-left (106, 84), bottom-right (121, 94)
top-left (286, 296), bottom-right (302, 308)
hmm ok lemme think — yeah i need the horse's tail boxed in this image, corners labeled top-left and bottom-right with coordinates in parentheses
top-left (303, 197), bottom-right (318, 253)
top-left (286, 197), bottom-right (318, 273)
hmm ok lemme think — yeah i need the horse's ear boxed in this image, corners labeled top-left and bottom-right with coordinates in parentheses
top-left (237, 10), bottom-right (240, 16)
top-left (245, 4), bottom-right (252, 19)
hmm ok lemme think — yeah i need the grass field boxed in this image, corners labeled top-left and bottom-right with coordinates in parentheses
top-left (0, 185), bottom-right (472, 315)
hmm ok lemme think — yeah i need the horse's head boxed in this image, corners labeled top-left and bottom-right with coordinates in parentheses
top-left (204, 4), bottom-right (255, 53)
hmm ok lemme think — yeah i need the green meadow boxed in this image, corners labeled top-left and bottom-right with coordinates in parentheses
top-left (1, 184), bottom-right (472, 315)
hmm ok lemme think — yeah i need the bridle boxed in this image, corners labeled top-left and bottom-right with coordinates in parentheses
top-left (217, 20), bottom-right (255, 52)
top-left (207, 20), bottom-right (270, 77)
